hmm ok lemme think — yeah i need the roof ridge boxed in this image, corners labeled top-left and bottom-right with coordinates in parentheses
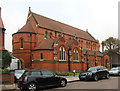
top-left (32, 12), bottom-right (87, 34)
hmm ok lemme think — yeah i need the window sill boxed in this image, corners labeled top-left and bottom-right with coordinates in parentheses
top-left (73, 60), bottom-right (79, 62)
top-left (20, 48), bottom-right (23, 50)
top-left (59, 60), bottom-right (66, 61)
top-left (40, 59), bottom-right (43, 61)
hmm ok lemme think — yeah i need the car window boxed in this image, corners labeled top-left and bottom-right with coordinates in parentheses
top-left (99, 66), bottom-right (103, 70)
top-left (30, 71), bottom-right (41, 76)
top-left (41, 70), bottom-right (54, 76)
top-left (103, 67), bottom-right (106, 69)
top-left (88, 67), bottom-right (97, 71)
top-left (21, 71), bottom-right (30, 77)
top-left (110, 68), bottom-right (118, 71)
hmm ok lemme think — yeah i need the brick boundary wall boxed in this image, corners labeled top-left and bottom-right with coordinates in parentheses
top-left (1, 71), bottom-right (15, 84)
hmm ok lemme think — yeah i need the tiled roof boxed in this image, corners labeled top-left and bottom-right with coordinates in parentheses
top-left (34, 38), bottom-right (55, 50)
top-left (0, 16), bottom-right (4, 28)
top-left (17, 22), bottom-right (35, 33)
top-left (31, 12), bottom-right (97, 42)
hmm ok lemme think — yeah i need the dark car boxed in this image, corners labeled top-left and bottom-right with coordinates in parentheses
top-left (18, 70), bottom-right (67, 91)
top-left (79, 66), bottom-right (110, 81)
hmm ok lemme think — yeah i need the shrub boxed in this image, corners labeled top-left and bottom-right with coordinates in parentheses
top-left (0, 68), bottom-right (10, 73)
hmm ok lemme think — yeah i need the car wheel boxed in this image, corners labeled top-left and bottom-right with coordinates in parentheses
top-left (118, 72), bottom-right (120, 76)
top-left (80, 78), bottom-right (84, 81)
top-left (60, 79), bottom-right (66, 87)
top-left (105, 73), bottom-right (110, 79)
top-left (27, 83), bottom-right (37, 91)
top-left (20, 88), bottom-right (25, 91)
top-left (93, 74), bottom-right (98, 81)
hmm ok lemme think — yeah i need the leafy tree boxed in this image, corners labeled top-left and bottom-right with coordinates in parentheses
top-left (102, 37), bottom-right (119, 54)
top-left (105, 37), bottom-right (118, 50)
top-left (0, 50), bottom-right (12, 69)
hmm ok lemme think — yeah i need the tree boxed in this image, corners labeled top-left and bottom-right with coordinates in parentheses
top-left (104, 37), bottom-right (118, 53)
top-left (0, 50), bottom-right (12, 69)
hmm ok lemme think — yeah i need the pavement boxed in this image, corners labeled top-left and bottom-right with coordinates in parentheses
top-left (0, 75), bottom-right (79, 91)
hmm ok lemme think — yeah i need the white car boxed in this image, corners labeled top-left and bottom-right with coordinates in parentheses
top-left (109, 67), bottom-right (120, 76)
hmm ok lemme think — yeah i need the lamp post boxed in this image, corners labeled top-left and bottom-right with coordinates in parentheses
top-left (68, 47), bottom-right (71, 72)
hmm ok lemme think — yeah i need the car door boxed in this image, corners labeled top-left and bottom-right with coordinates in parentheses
top-left (102, 66), bottom-right (108, 77)
top-left (41, 70), bottom-right (56, 86)
top-left (96, 67), bottom-right (103, 78)
top-left (30, 71), bottom-right (45, 87)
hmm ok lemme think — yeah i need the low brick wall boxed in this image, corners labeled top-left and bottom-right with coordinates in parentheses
top-left (1, 72), bottom-right (14, 84)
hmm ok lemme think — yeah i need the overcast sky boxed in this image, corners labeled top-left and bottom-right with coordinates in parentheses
top-left (0, 0), bottom-right (119, 52)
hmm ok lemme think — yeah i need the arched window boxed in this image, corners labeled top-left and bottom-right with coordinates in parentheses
top-left (41, 53), bottom-right (43, 60)
top-left (81, 40), bottom-right (83, 48)
top-left (50, 33), bottom-right (52, 39)
top-left (105, 60), bottom-right (107, 68)
top-left (20, 38), bottom-right (23, 48)
top-left (45, 31), bottom-right (47, 38)
top-left (89, 43), bottom-right (90, 49)
top-left (74, 49), bottom-right (79, 60)
top-left (59, 46), bottom-right (65, 60)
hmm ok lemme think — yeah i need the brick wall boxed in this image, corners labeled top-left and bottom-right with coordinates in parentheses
top-left (1, 72), bottom-right (14, 84)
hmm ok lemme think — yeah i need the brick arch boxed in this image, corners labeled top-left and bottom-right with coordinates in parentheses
top-left (103, 55), bottom-right (110, 69)
top-left (71, 45), bottom-right (81, 54)
top-left (56, 42), bottom-right (69, 61)
top-left (19, 37), bottom-right (24, 42)
top-left (57, 44), bottom-right (67, 61)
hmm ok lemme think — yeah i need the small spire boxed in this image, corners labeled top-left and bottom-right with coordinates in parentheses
top-left (29, 7), bottom-right (31, 12)
top-left (86, 29), bottom-right (88, 32)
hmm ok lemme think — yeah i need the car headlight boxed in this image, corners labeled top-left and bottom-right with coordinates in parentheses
top-left (87, 72), bottom-right (92, 75)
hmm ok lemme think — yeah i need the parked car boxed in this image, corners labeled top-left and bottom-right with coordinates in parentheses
top-left (109, 67), bottom-right (120, 76)
top-left (18, 70), bottom-right (67, 91)
top-left (79, 66), bottom-right (110, 81)
top-left (14, 69), bottom-right (25, 82)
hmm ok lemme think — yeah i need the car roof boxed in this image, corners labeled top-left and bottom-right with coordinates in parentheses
top-left (24, 70), bottom-right (51, 72)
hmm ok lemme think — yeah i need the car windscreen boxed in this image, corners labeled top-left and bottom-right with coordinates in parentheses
top-left (15, 70), bottom-right (25, 74)
top-left (110, 68), bottom-right (118, 71)
top-left (88, 67), bottom-right (97, 71)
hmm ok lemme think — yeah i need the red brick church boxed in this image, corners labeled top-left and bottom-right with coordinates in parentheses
top-left (12, 8), bottom-right (110, 71)
top-left (0, 7), bottom-right (6, 50)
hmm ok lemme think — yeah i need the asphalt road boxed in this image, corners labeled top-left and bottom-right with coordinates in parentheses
top-left (55, 76), bottom-right (119, 89)
top-left (6, 76), bottom-right (120, 91)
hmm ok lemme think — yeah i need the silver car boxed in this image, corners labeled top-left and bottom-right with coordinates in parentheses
top-left (109, 67), bottom-right (120, 76)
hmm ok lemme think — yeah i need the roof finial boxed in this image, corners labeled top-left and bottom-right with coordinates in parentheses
top-left (29, 7), bottom-right (31, 12)
top-left (86, 29), bottom-right (88, 32)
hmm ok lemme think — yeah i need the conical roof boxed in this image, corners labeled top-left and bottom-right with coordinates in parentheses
top-left (17, 22), bottom-right (35, 33)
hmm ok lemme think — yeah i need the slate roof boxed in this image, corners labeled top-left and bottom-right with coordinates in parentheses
top-left (34, 38), bottom-right (55, 50)
top-left (31, 12), bottom-right (97, 42)
top-left (17, 22), bottom-right (35, 33)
